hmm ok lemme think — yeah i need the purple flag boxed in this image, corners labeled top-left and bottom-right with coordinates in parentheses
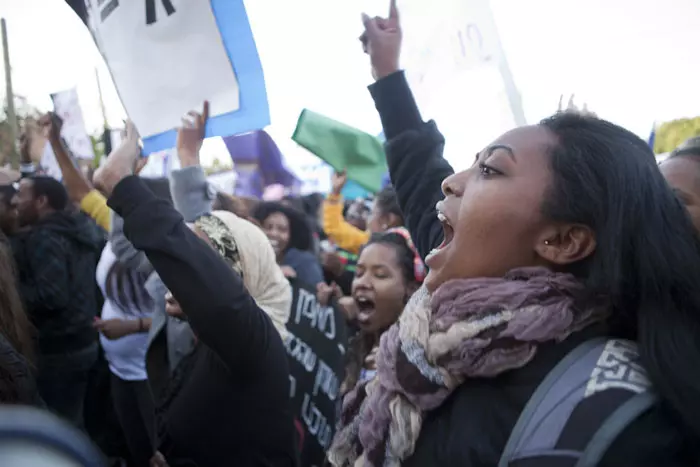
top-left (223, 130), bottom-right (298, 197)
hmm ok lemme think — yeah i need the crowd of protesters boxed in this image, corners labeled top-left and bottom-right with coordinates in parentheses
top-left (0, 1), bottom-right (699, 466)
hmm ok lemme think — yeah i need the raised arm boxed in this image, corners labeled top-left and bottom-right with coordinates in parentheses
top-left (362, 9), bottom-right (453, 258)
top-left (108, 175), bottom-right (279, 373)
top-left (323, 172), bottom-right (370, 253)
top-left (169, 101), bottom-right (214, 222)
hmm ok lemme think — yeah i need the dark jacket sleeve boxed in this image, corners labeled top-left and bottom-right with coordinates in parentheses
top-left (108, 176), bottom-right (281, 374)
top-left (368, 71), bottom-right (454, 259)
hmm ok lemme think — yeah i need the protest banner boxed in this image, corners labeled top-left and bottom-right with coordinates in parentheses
top-left (285, 278), bottom-right (349, 467)
top-left (66, 0), bottom-right (269, 154)
top-left (399, 0), bottom-right (525, 170)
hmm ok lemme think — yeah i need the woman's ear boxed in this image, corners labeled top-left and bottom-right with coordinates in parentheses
top-left (535, 224), bottom-right (596, 266)
top-left (387, 213), bottom-right (403, 229)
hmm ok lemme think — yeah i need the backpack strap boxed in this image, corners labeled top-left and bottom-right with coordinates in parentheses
top-left (498, 338), bottom-right (608, 467)
top-left (499, 338), bottom-right (654, 467)
top-left (575, 391), bottom-right (658, 467)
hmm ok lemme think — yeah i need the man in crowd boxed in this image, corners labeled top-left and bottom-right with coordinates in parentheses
top-left (10, 175), bottom-right (104, 427)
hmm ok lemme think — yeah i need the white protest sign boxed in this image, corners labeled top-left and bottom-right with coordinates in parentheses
top-left (400, 0), bottom-right (525, 171)
top-left (51, 88), bottom-right (95, 160)
top-left (86, 1), bottom-right (240, 138)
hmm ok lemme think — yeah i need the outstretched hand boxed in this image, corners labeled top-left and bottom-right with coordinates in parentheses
top-left (331, 170), bottom-right (348, 195)
top-left (360, 0), bottom-right (402, 80)
top-left (93, 120), bottom-right (141, 197)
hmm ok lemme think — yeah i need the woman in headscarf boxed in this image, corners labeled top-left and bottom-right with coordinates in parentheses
top-left (150, 210), bottom-right (294, 466)
top-left (96, 121), bottom-right (298, 467)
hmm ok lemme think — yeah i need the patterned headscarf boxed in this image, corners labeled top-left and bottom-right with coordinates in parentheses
top-left (194, 211), bottom-right (291, 339)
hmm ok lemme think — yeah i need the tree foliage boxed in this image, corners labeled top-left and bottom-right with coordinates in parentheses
top-left (653, 116), bottom-right (700, 154)
top-left (0, 95), bottom-right (42, 166)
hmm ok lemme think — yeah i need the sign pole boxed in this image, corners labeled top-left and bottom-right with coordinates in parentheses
top-left (1, 18), bottom-right (19, 169)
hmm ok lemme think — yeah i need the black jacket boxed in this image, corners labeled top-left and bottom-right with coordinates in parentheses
top-left (0, 332), bottom-right (42, 405)
top-left (108, 177), bottom-right (297, 467)
top-left (368, 71), bottom-right (693, 466)
top-left (11, 210), bottom-right (104, 355)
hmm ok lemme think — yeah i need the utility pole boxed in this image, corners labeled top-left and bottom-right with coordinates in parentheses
top-left (1, 18), bottom-right (18, 169)
top-left (95, 68), bottom-right (108, 128)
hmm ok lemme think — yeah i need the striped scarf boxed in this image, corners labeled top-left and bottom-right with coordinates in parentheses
top-left (327, 267), bottom-right (607, 467)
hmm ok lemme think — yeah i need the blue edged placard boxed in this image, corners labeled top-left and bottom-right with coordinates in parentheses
top-left (142, 0), bottom-right (270, 154)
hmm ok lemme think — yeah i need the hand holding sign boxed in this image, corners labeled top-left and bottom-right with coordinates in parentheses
top-left (37, 112), bottom-right (64, 145)
top-left (360, 0), bottom-right (402, 80)
top-left (176, 100), bottom-right (209, 167)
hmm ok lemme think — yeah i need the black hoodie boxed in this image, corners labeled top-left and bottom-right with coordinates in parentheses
top-left (11, 209), bottom-right (105, 355)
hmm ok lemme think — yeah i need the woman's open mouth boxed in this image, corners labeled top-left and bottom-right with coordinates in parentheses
top-left (436, 211), bottom-right (454, 249)
top-left (354, 296), bottom-right (376, 326)
top-left (425, 207), bottom-right (454, 264)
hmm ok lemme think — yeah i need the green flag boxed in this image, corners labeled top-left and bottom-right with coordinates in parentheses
top-left (292, 109), bottom-right (387, 193)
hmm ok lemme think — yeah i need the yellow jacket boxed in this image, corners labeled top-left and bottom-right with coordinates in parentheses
top-left (80, 190), bottom-right (111, 231)
top-left (322, 194), bottom-right (369, 254)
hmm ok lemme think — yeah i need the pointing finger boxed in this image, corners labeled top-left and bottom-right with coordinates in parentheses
top-left (389, 0), bottom-right (399, 20)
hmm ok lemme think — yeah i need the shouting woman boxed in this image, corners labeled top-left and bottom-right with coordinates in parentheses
top-left (328, 2), bottom-right (700, 466)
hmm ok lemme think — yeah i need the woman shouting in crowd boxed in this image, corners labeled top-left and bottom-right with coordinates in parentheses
top-left (328, 1), bottom-right (700, 466)
top-left (96, 122), bottom-right (298, 467)
top-left (341, 229), bottom-right (422, 396)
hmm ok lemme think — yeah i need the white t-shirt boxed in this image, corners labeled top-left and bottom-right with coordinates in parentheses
top-left (96, 244), bottom-right (151, 381)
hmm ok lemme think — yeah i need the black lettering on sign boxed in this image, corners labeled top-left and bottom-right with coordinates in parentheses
top-left (99, 0), bottom-right (119, 22)
top-left (145, 0), bottom-right (176, 25)
top-left (285, 278), bottom-right (349, 467)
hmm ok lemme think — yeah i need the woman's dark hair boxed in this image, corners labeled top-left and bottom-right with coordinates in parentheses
top-left (375, 185), bottom-right (403, 223)
top-left (539, 112), bottom-right (700, 439)
top-left (281, 195), bottom-right (305, 213)
top-left (251, 202), bottom-right (314, 252)
top-left (0, 241), bottom-right (34, 365)
top-left (342, 231), bottom-right (418, 396)
top-left (362, 232), bottom-right (417, 286)
top-left (104, 261), bottom-right (153, 314)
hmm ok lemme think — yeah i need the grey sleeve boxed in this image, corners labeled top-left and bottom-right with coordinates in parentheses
top-left (109, 211), bottom-right (153, 273)
top-left (169, 165), bottom-right (216, 222)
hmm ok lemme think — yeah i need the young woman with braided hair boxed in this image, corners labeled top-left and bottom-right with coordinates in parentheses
top-left (341, 230), bottom-right (422, 396)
